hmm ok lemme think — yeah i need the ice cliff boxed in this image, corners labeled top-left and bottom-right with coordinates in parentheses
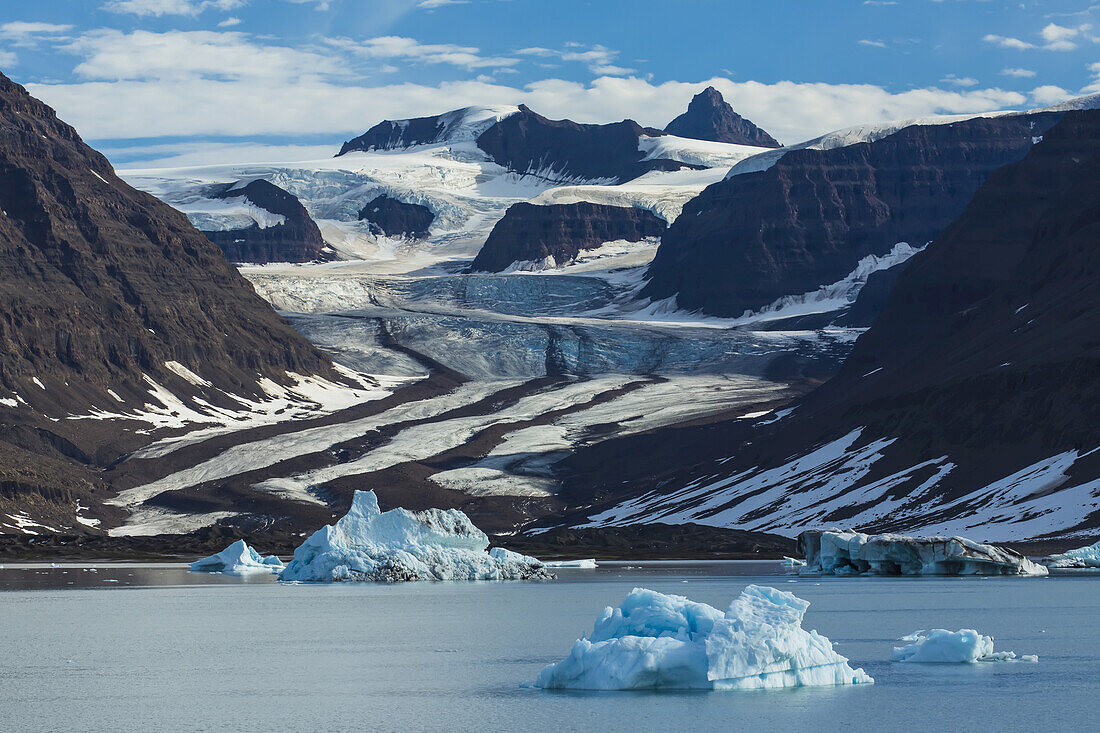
top-left (533, 585), bottom-right (873, 690)
top-left (1043, 539), bottom-right (1100, 568)
top-left (278, 490), bottom-right (553, 582)
top-left (798, 530), bottom-right (1048, 576)
top-left (892, 629), bottom-right (1037, 663)
top-left (189, 540), bottom-right (285, 574)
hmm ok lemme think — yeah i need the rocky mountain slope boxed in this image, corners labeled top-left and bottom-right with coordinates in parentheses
top-left (0, 72), bottom-right (345, 531)
top-left (644, 110), bottom-right (1066, 317)
top-left (359, 194), bottom-right (435, 239)
top-left (201, 179), bottom-right (327, 263)
top-left (470, 202), bottom-right (666, 272)
top-left (665, 87), bottom-right (780, 147)
top-left (564, 109), bottom-right (1100, 542)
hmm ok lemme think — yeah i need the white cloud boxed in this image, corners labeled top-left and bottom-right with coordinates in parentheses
top-left (102, 0), bottom-right (245, 17)
top-left (983, 34), bottom-right (1036, 50)
top-left (0, 50), bottom-right (17, 68)
top-left (107, 140), bottom-right (340, 168)
top-left (27, 74), bottom-right (1036, 149)
top-left (514, 43), bottom-right (634, 76)
top-left (858, 39), bottom-right (888, 48)
top-left (417, 0), bottom-right (468, 7)
top-left (1086, 61), bottom-right (1100, 93)
top-left (218, 17), bottom-right (242, 27)
top-left (325, 35), bottom-right (518, 70)
top-left (1001, 67), bottom-right (1036, 78)
top-left (941, 74), bottom-right (978, 87)
top-left (0, 21), bottom-right (74, 46)
top-left (65, 30), bottom-right (341, 82)
top-left (1029, 84), bottom-right (1073, 105)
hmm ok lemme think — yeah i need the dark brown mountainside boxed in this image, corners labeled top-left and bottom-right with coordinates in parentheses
top-left (201, 179), bottom-right (326, 263)
top-left (644, 112), bottom-right (1064, 316)
top-left (0, 72), bottom-right (339, 528)
top-left (471, 202), bottom-right (666, 272)
top-left (558, 110), bottom-right (1100, 541)
top-left (665, 87), bottom-right (781, 147)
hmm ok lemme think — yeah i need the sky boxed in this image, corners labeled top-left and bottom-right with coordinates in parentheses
top-left (2, 0), bottom-right (1099, 168)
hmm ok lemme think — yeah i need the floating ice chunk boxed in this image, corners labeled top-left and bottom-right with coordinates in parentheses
top-left (189, 540), bottom-right (285, 575)
top-left (1043, 540), bottom-right (1100, 568)
top-left (278, 490), bottom-right (553, 582)
top-left (542, 559), bottom-right (598, 568)
top-left (781, 556), bottom-right (806, 568)
top-left (892, 629), bottom-right (1037, 663)
top-left (798, 530), bottom-right (1048, 576)
top-left (532, 585), bottom-right (872, 690)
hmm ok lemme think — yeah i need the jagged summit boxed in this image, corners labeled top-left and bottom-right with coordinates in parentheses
top-left (664, 87), bottom-right (781, 147)
top-left (337, 105), bottom-right (519, 155)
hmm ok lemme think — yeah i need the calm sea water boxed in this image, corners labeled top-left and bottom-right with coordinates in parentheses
top-left (1, 561), bottom-right (1095, 732)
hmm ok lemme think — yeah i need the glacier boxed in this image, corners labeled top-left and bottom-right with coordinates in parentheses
top-left (278, 490), bottom-right (553, 582)
top-left (892, 629), bottom-right (1037, 663)
top-left (189, 540), bottom-right (285, 575)
top-left (798, 530), bottom-right (1048, 576)
top-left (532, 585), bottom-right (873, 690)
top-left (1043, 539), bottom-right (1100, 568)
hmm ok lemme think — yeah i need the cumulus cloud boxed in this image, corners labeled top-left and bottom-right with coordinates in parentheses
top-left (102, 0), bottom-right (245, 17)
top-left (26, 73), bottom-right (1037, 149)
top-left (515, 43), bottom-right (634, 76)
top-left (983, 34), bottom-right (1036, 50)
top-left (941, 74), bottom-right (978, 87)
top-left (1028, 84), bottom-right (1074, 105)
top-left (985, 22), bottom-right (1097, 51)
top-left (0, 21), bottom-right (74, 46)
top-left (1001, 67), bottom-right (1036, 78)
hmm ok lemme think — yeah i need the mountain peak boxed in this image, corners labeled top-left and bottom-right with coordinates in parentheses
top-left (665, 87), bottom-right (781, 148)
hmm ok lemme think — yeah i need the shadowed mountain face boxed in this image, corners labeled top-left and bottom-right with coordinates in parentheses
top-left (644, 112), bottom-right (1064, 317)
top-left (561, 110), bottom-right (1100, 540)
top-left (0, 72), bottom-right (337, 526)
top-left (202, 179), bottom-right (326, 263)
top-left (475, 105), bottom-right (694, 183)
top-left (665, 87), bottom-right (781, 147)
top-left (358, 194), bottom-right (435, 239)
top-left (470, 202), bottom-right (666, 272)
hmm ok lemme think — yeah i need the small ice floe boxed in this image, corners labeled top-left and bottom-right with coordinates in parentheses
top-left (798, 530), bottom-right (1048, 576)
top-left (781, 556), bottom-right (806, 569)
top-left (541, 559), bottom-right (598, 569)
top-left (189, 540), bottom-right (285, 575)
top-left (531, 585), bottom-right (873, 690)
top-left (278, 490), bottom-right (553, 582)
top-left (892, 629), bottom-right (1037, 663)
top-left (1043, 539), bottom-right (1100, 568)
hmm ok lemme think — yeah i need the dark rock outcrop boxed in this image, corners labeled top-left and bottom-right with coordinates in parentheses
top-left (833, 258), bottom-right (915, 327)
top-left (644, 112), bottom-right (1064, 316)
top-left (471, 202), bottom-right (666, 272)
top-left (358, 195), bottom-right (434, 239)
top-left (563, 110), bottom-right (1100, 539)
top-left (201, 179), bottom-right (326, 263)
top-left (475, 105), bottom-right (692, 183)
top-left (665, 87), bottom-right (781, 147)
top-left (337, 106), bottom-right (512, 154)
top-left (0, 72), bottom-right (338, 526)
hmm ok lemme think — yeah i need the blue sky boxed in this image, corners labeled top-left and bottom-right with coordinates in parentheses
top-left (2, 0), bottom-right (1098, 167)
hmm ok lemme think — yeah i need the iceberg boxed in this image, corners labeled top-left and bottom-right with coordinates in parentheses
top-left (189, 540), bottom-right (285, 575)
top-left (542, 559), bottom-right (598, 568)
top-left (1043, 539), bottom-right (1100, 568)
top-left (278, 490), bottom-right (553, 582)
top-left (798, 530), bottom-right (1048, 576)
top-left (532, 585), bottom-right (873, 690)
top-left (892, 629), bottom-right (1037, 663)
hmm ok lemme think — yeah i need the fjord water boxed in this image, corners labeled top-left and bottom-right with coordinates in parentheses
top-left (1, 563), bottom-right (1095, 732)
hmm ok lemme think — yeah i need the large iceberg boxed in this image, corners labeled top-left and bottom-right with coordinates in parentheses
top-left (278, 490), bottom-right (553, 582)
top-left (798, 530), bottom-right (1048, 576)
top-left (892, 629), bottom-right (1037, 663)
top-left (189, 540), bottom-right (285, 575)
top-left (532, 585), bottom-right (873, 690)
top-left (1043, 539), bottom-right (1100, 568)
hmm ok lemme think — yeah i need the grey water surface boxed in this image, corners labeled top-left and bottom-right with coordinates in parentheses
top-left (1, 561), bottom-right (1095, 732)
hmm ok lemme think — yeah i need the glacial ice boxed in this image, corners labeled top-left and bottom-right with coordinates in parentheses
top-left (1043, 539), bottom-right (1100, 568)
top-left (533, 585), bottom-right (873, 690)
top-left (892, 629), bottom-right (1037, 663)
top-left (189, 540), bottom-right (285, 575)
top-left (798, 530), bottom-right (1048, 576)
top-left (542, 559), bottom-right (598, 568)
top-left (278, 490), bottom-right (553, 582)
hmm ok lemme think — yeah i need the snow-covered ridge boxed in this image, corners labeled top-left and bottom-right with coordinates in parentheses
top-left (532, 585), bottom-right (872, 690)
top-left (277, 490), bottom-right (551, 582)
top-left (637, 134), bottom-right (771, 169)
top-left (733, 242), bottom-right (923, 324)
top-left (725, 92), bottom-right (1100, 179)
top-left (346, 105), bottom-right (520, 151)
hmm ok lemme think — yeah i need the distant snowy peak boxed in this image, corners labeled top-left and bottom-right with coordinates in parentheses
top-left (726, 92), bottom-right (1100, 179)
top-left (665, 87), bottom-right (781, 148)
top-left (337, 105), bottom-right (520, 155)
